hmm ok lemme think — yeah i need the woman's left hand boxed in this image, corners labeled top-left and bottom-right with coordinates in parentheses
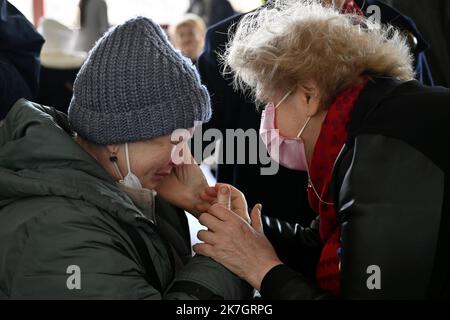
top-left (193, 197), bottom-right (283, 290)
top-left (155, 152), bottom-right (214, 217)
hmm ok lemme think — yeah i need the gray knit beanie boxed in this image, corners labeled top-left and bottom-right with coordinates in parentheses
top-left (68, 17), bottom-right (211, 145)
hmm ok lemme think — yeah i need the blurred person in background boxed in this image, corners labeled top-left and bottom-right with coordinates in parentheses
top-left (0, 0), bottom-right (44, 120)
top-left (169, 14), bottom-right (206, 63)
top-left (74, 0), bottom-right (109, 52)
top-left (187, 0), bottom-right (235, 27)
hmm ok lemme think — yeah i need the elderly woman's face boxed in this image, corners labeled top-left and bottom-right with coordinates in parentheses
top-left (267, 85), bottom-right (326, 166)
top-left (111, 129), bottom-right (193, 190)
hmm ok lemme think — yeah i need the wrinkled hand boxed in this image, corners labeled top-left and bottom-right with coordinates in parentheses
top-left (200, 183), bottom-right (250, 223)
top-left (156, 153), bottom-right (213, 218)
top-left (193, 190), bottom-right (283, 290)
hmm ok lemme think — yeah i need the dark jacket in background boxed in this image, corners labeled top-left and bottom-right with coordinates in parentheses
top-left (0, 0), bottom-right (44, 119)
top-left (196, 13), bottom-right (315, 229)
top-left (188, 0), bottom-right (235, 27)
top-left (261, 78), bottom-right (450, 299)
top-left (196, 11), bottom-right (315, 277)
top-left (390, 0), bottom-right (450, 88)
top-left (37, 67), bottom-right (78, 114)
top-left (355, 0), bottom-right (435, 86)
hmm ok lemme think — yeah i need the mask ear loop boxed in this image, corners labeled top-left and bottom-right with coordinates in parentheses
top-left (296, 116), bottom-right (312, 139)
top-left (274, 90), bottom-right (293, 109)
top-left (124, 143), bottom-right (132, 176)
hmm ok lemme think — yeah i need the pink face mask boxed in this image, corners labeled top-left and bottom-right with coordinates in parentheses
top-left (259, 91), bottom-right (312, 172)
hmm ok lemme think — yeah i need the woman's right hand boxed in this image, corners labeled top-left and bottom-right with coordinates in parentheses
top-left (199, 183), bottom-right (250, 223)
top-left (194, 200), bottom-right (282, 291)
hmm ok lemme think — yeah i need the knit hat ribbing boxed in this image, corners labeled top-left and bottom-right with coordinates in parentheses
top-left (68, 16), bottom-right (211, 145)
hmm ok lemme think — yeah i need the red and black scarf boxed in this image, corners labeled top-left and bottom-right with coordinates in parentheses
top-left (308, 78), bottom-right (367, 295)
top-left (306, 0), bottom-right (367, 296)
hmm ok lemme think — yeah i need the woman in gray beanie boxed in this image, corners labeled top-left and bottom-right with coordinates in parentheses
top-left (0, 17), bottom-right (250, 299)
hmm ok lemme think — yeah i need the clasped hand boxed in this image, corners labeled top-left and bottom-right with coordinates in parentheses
top-left (156, 156), bottom-right (282, 290)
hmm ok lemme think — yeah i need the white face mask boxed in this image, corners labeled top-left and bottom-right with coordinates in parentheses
top-left (112, 143), bottom-right (143, 190)
top-left (110, 143), bottom-right (157, 222)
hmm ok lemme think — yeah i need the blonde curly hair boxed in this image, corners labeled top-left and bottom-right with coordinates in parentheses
top-left (222, 0), bottom-right (415, 107)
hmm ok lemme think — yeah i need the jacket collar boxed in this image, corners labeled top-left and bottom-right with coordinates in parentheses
top-left (346, 76), bottom-right (404, 142)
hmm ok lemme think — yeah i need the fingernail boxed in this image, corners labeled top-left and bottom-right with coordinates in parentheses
top-left (220, 186), bottom-right (228, 194)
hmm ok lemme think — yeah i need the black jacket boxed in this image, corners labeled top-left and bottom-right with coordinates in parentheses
top-left (261, 78), bottom-right (450, 299)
